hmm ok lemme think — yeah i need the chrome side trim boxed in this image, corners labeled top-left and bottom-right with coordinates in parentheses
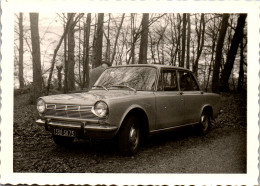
top-left (150, 122), bottom-right (198, 134)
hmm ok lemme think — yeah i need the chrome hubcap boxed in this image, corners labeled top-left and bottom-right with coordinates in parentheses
top-left (129, 125), bottom-right (139, 148)
top-left (201, 115), bottom-right (208, 131)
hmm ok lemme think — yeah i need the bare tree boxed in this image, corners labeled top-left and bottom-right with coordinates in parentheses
top-left (104, 13), bottom-right (111, 62)
top-left (82, 13), bottom-right (91, 89)
top-left (171, 14), bottom-right (181, 66)
top-left (155, 23), bottom-right (167, 64)
top-left (127, 13), bottom-right (166, 64)
top-left (67, 13), bottom-right (76, 91)
top-left (220, 14), bottom-right (247, 91)
top-left (193, 13), bottom-right (206, 77)
top-left (46, 14), bottom-right (74, 94)
top-left (15, 13), bottom-right (247, 94)
top-left (93, 13), bottom-right (104, 68)
top-left (186, 13), bottom-right (191, 69)
top-left (212, 14), bottom-right (229, 93)
top-left (205, 14), bottom-right (219, 91)
top-left (177, 14), bottom-right (182, 66)
top-left (30, 13), bottom-right (43, 102)
top-left (180, 13), bottom-right (186, 67)
top-left (63, 14), bottom-right (68, 93)
top-left (56, 65), bottom-right (63, 90)
top-left (129, 13), bottom-right (136, 64)
top-left (237, 34), bottom-right (246, 92)
top-left (139, 13), bottom-right (149, 64)
top-left (111, 13), bottom-right (125, 64)
top-left (18, 13), bottom-right (24, 88)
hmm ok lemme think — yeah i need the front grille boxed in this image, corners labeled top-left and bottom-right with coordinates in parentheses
top-left (45, 104), bottom-right (98, 119)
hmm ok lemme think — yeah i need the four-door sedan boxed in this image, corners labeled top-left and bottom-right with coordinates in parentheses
top-left (36, 64), bottom-right (221, 155)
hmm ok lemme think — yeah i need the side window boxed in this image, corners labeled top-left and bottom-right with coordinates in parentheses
top-left (179, 71), bottom-right (200, 91)
top-left (158, 70), bottom-right (178, 91)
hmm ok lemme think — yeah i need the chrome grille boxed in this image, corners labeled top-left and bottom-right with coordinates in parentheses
top-left (46, 104), bottom-right (98, 119)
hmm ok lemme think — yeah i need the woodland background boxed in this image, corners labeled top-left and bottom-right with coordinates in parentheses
top-left (14, 13), bottom-right (247, 103)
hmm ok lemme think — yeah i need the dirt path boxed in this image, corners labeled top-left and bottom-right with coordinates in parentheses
top-left (13, 93), bottom-right (247, 173)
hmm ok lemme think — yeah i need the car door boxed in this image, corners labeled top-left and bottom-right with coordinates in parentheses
top-left (154, 69), bottom-right (184, 130)
top-left (178, 70), bottom-right (204, 124)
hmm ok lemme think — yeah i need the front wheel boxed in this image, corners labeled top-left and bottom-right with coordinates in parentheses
top-left (52, 134), bottom-right (74, 146)
top-left (118, 115), bottom-right (141, 155)
top-left (197, 111), bottom-right (211, 135)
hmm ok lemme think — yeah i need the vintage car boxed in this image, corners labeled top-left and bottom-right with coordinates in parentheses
top-left (36, 64), bottom-right (220, 155)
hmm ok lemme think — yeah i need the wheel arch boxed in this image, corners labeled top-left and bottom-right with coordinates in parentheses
top-left (118, 106), bottom-right (150, 137)
top-left (201, 104), bottom-right (213, 119)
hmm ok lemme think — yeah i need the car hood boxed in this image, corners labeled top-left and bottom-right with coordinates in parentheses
top-left (40, 90), bottom-right (137, 105)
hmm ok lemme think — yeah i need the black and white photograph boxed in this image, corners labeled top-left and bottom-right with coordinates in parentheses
top-left (1, 0), bottom-right (259, 185)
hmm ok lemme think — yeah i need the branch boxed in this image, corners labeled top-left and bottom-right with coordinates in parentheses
top-left (46, 14), bottom-right (74, 94)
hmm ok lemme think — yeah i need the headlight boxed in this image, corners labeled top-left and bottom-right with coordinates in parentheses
top-left (37, 99), bottom-right (46, 114)
top-left (92, 101), bottom-right (109, 118)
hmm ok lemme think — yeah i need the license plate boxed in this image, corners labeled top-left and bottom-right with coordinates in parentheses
top-left (53, 128), bottom-right (75, 137)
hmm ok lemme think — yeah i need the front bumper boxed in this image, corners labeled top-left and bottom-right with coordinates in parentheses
top-left (36, 118), bottom-right (118, 139)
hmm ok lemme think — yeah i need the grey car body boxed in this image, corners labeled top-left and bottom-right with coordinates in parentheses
top-left (36, 64), bottom-right (220, 155)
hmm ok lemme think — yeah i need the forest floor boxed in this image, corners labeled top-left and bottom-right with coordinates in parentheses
top-left (13, 92), bottom-right (247, 173)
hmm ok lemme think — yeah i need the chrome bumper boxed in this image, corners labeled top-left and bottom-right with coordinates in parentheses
top-left (36, 118), bottom-right (118, 133)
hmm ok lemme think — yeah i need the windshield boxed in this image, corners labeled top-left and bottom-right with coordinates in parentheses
top-left (94, 66), bottom-right (157, 91)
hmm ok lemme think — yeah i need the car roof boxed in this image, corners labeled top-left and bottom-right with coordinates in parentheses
top-left (110, 64), bottom-right (192, 72)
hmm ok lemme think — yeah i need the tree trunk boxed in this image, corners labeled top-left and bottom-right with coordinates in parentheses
top-left (78, 19), bottom-right (82, 87)
top-left (206, 16), bottom-right (218, 92)
top-left (177, 14), bottom-right (181, 66)
top-left (148, 31), bottom-right (156, 64)
top-left (180, 13), bottom-right (186, 67)
top-left (220, 14), bottom-right (247, 92)
top-left (211, 14), bottom-right (230, 93)
top-left (67, 13), bottom-right (76, 91)
top-left (18, 13), bottom-right (24, 88)
top-left (93, 13), bottom-right (104, 68)
top-left (56, 65), bottom-right (63, 90)
top-left (186, 13), bottom-right (191, 70)
top-left (82, 13), bottom-right (91, 89)
top-left (172, 14), bottom-right (181, 66)
top-left (111, 13), bottom-right (125, 64)
top-left (92, 15), bottom-right (97, 67)
top-left (30, 13), bottom-right (43, 102)
top-left (64, 14), bottom-right (68, 93)
top-left (193, 13), bottom-right (206, 77)
top-left (105, 14), bottom-right (111, 62)
top-left (129, 13), bottom-right (136, 64)
top-left (237, 36), bottom-right (245, 92)
top-left (139, 13), bottom-right (149, 64)
top-left (46, 14), bottom-right (73, 94)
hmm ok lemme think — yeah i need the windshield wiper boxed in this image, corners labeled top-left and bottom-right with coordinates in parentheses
top-left (109, 84), bottom-right (136, 93)
top-left (93, 85), bottom-right (108, 91)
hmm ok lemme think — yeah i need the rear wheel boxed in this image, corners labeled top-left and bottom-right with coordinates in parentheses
top-left (118, 115), bottom-right (141, 155)
top-left (52, 134), bottom-right (74, 146)
top-left (197, 111), bottom-right (211, 135)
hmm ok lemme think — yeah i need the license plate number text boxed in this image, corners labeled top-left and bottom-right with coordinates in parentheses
top-left (53, 128), bottom-right (75, 137)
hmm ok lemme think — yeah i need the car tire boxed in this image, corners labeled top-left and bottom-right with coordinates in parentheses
top-left (197, 111), bottom-right (211, 135)
top-left (52, 134), bottom-right (74, 146)
top-left (118, 115), bottom-right (141, 156)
